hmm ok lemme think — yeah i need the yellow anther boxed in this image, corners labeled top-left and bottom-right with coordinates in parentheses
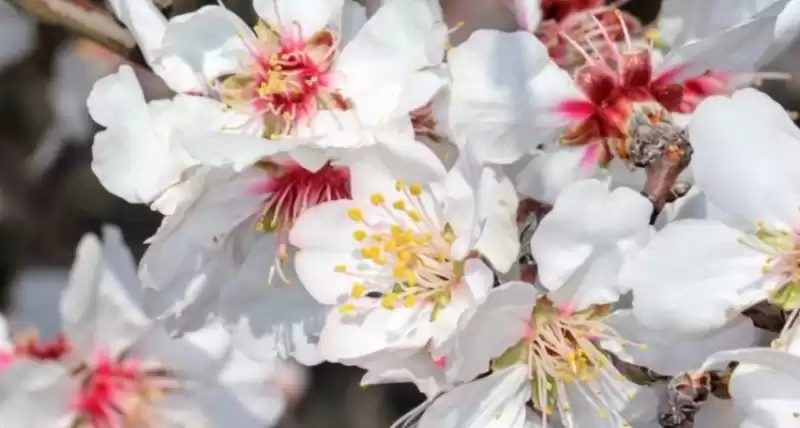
top-left (403, 295), bottom-right (416, 308)
top-left (350, 283), bottom-right (365, 298)
top-left (415, 234), bottom-right (432, 244)
top-left (395, 180), bottom-right (404, 191)
top-left (371, 234), bottom-right (384, 242)
top-left (381, 293), bottom-right (398, 309)
top-left (638, 344), bottom-right (648, 350)
top-left (334, 265), bottom-right (347, 273)
top-left (442, 152), bottom-right (450, 160)
top-left (409, 184), bottom-right (423, 196)
top-left (408, 210), bottom-right (422, 222)
top-left (383, 240), bottom-right (397, 252)
top-left (404, 269), bottom-right (417, 286)
top-left (597, 410), bottom-right (607, 419)
top-left (393, 265), bottom-right (405, 279)
top-left (374, 257), bottom-right (386, 265)
top-left (279, 252), bottom-right (288, 263)
top-left (361, 248), bottom-right (372, 258)
top-left (399, 250), bottom-right (412, 262)
top-left (370, 193), bottom-right (385, 206)
top-left (390, 225), bottom-right (403, 237)
top-left (347, 208), bottom-right (363, 222)
top-left (338, 303), bottom-right (355, 314)
top-left (353, 230), bottom-right (366, 241)
top-left (392, 200), bottom-right (406, 210)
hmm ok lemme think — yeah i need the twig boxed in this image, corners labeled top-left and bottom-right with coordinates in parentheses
top-left (641, 129), bottom-right (693, 224)
top-left (11, 0), bottom-right (135, 56)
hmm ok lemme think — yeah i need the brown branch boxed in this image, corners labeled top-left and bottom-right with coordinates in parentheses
top-left (11, 0), bottom-right (136, 56)
top-left (642, 130), bottom-right (693, 224)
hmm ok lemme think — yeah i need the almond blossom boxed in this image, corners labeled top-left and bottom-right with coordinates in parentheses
top-left (0, 227), bottom-right (284, 428)
top-left (288, 150), bottom-right (517, 390)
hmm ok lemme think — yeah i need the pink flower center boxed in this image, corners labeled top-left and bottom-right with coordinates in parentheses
top-left (252, 161), bottom-right (351, 283)
top-left (72, 351), bottom-right (176, 428)
top-left (221, 23), bottom-right (348, 139)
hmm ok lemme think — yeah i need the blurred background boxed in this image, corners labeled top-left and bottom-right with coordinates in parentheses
top-left (0, 0), bottom-right (797, 426)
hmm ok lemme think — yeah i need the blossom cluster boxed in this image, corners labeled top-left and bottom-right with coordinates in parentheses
top-left (3, 0), bottom-right (800, 426)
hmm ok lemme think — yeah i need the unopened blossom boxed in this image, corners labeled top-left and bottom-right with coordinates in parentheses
top-left (0, 228), bottom-right (284, 428)
top-left (619, 88), bottom-right (800, 336)
top-left (289, 152), bottom-right (517, 374)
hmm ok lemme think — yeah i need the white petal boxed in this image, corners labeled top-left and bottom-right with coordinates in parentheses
top-left (361, 350), bottom-right (448, 398)
top-left (0, 361), bottom-right (77, 428)
top-left (373, 131), bottom-right (448, 184)
top-left (657, 0), bottom-right (782, 47)
top-left (139, 169), bottom-right (264, 326)
top-left (601, 310), bottom-right (765, 376)
top-left (474, 164), bottom-right (520, 272)
top-left (289, 199), bottom-right (365, 251)
top-left (107, 0), bottom-right (167, 70)
top-left (319, 306), bottom-right (432, 363)
top-left (657, 6), bottom-right (792, 80)
top-left (448, 281), bottom-right (540, 383)
top-left (418, 365), bottom-right (530, 428)
top-left (61, 228), bottom-right (151, 358)
top-left (446, 30), bottom-right (576, 164)
top-left (89, 66), bottom-right (188, 205)
top-left (510, 0), bottom-right (542, 32)
top-left (0, 1), bottom-right (34, 68)
top-left (531, 179), bottom-right (652, 296)
top-left (730, 362), bottom-right (800, 428)
top-left (621, 220), bottom-right (771, 335)
top-left (157, 6), bottom-right (250, 89)
top-left (171, 95), bottom-right (300, 171)
top-left (516, 146), bottom-right (602, 205)
top-left (292, 250), bottom-right (366, 305)
top-left (689, 88), bottom-right (800, 230)
top-left (254, 0), bottom-right (343, 35)
top-left (219, 241), bottom-right (327, 365)
top-left (337, 0), bottom-right (447, 124)
top-left (196, 348), bottom-right (286, 427)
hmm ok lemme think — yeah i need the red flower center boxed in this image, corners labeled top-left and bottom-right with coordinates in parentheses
top-left (72, 351), bottom-right (175, 428)
top-left (220, 23), bottom-right (349, 139)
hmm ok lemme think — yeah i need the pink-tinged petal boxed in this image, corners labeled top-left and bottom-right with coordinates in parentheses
top-left (0, 361), bottom-right (78, 428)
top-left (448, 282), bottom-right (541, 383)
top-left (361, 350), bottom-right (449, 398)
top-left (556, 99), bottom-right (596, 121)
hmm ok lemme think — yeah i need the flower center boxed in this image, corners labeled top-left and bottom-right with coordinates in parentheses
top-left (72, 351), bottom-right (179, 428)
top-left (493, 299), bottom-right (643, 422)
top-left (220, 21), bottom-right (348, 139)
top-left (252, 160), bottom-right (351, 284)
top-left (1, 332), bottom-right (72, 371)
top-left (337, 182), bottom-right (463, 319)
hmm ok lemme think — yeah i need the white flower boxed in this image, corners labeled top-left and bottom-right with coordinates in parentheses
top-left (289, 151), bottom-right (516, 369)
top-left (154, 0), bottom-right (447, 145)
top-left (419, 282), bottom-right (658, 428)
top-left (415, 180), bottom-right (659, 427)
top-left (619, 88), bottom-right (800, 336)
top-left (0, 227), bottom-right (284, 427)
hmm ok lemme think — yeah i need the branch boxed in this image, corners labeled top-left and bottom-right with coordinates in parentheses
top-left (641, 129), bottom-right (693, 224)
top-left (11, 0), bottom-right (136, 56)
